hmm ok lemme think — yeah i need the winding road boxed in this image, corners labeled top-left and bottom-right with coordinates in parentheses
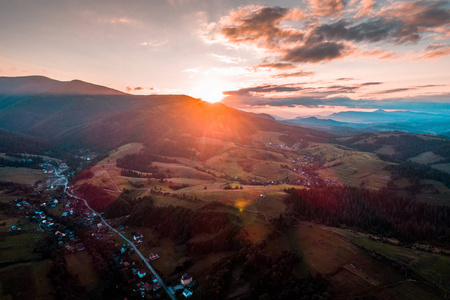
top-left (53, 167), bottom-right (176, 300)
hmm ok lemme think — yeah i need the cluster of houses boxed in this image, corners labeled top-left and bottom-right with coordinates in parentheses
top-left (9, 197), bottom-right (57, 232)
top-left (114, 239), bottom-right (197, 299)
top-left (168, 273), bottom-right (196, 298)
top-left (7, 157), bottom-right (199, 299)
top-left (265, 142), bottom-right (296, 151)
top-left (114, 245), bottom-right (165, 298)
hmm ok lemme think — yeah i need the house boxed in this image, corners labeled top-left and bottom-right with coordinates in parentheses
top-left (133, 232), bottom-right (144, 241)
top-left (149, 253), bottom-right (159, 261)
top-left (181, 273), bottom-right (193, 286)
top-left (144, 282), bottom-right (153, 291)
top-left (138, 269), bottom-right (147, 278)
top-left (182, 288), bottom-right (193, 298)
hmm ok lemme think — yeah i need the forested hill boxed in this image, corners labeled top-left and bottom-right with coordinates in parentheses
top-left (0, 76), bottom-right (331, 152)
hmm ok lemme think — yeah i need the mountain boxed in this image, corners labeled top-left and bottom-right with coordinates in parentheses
top-left (0, 75), bottom-right (125, 96)
top-left (285, 111), bottom-right (450, 136)
top-left (328, 109), bottom-right (450, 124)
top-left (0, 128), bottom-right (46, 153)
top-left (285, 116), bottom-right (359, 127)
top-left (0, 76), bottom-right (330, 151)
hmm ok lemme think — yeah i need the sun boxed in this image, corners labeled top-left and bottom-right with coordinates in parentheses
top-left (190, 77), bottom-right (230, 103)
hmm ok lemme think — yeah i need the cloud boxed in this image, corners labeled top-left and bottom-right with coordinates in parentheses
top-left (219, 6), bottom-right (304, 49)
top-left (272, 71), bottom-right (315, 78)
top-left (354, 0), bottom-right (376, 18)
top-left (370, 88), bottom-right (415, 94)
top-left (222, 93), bottom-right (450, 111)
top-left (283, 42), bottom-right (349, 63)
top-left (360, 48), bottom-right (399, 60)
top-left (360, 82), bottom-right (383, 86)
top-left (309, 0), bottom-right (347, 16)
top-left (419, 43), bottom-right (450, 60)
top-left (307, 16), bottom-right (436, 45)
top-left (139, 39), bottom-right (169, 50)
top-left (126, 86), bottom-right (153, 92)
top-left (224, 84), bottom-right (303, 96)
top-left (211, 54), bottom-right (245, 64)
top-left (381, 1), bottom-right (450, 28)
top-left (252, 62), bottom-right (297, 70)
top-left (108, 17), bottom-right (132, 24)
top-left (207, 1), bottom-right (450, 65)
top-left (223, 81), bottom-right (383, 100)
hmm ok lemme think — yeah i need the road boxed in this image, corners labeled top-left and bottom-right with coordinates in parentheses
top-left (53, 167), bottom-right (177, 300)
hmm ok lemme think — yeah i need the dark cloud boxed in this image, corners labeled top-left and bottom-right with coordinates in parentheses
top-left (214, 2), bottom-right (450, 64)
top-left (222, 94), bottom-right (450, 112)
top-left (370, 88), bottom-right (415, 94)
top-left (223, 82), bottom-right (377, 99)
top-left (401, 1), bottom-right (450, 27)
top-left (272, 71), bottom-right (315, 78)
top-left (223, 84), bottom-right (303, 96)
top-left (253, 62), bottom-right (297, 70)
top-left (283, 42), bottom-right (347, 63)
top-left (361, 82), bottom-right (383, 86)
top-left (307, 18), bottom-right (425, 45)
top-left (220, 6), bottom-right (303, 48)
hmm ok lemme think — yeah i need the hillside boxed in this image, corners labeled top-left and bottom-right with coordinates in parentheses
top-left (0, 76), bottom-right (330, 150)
top-left (1, 76), bottom-right (449, 300)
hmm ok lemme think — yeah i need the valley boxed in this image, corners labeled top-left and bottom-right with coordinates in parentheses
top-left (0, 76), bottom-right (449, 300)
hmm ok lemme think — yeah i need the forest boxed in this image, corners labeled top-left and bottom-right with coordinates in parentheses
top-left (341, 133), bottom-right (450, 161)
top-left (285, 186), bottom-right (450, 245)
top-left (385, 161), bottom-right (450, 188)
top-left (198, 244), bottom-right (328, 299)
top-left (76, 183), bottom-right (115, 211)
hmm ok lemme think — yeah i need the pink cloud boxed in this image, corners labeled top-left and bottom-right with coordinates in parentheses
top-left (308, 0), bottom-right (346, 17)
top-left (419, 43), bottom-right (450, 60)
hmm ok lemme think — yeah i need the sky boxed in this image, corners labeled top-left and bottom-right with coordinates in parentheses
top-left (0, 0), bottom-right (449, 118)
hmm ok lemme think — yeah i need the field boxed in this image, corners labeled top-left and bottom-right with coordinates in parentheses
top-left (0, 216), bottom-right (43, 261)
top-left (0, 200), bottom-right (54, 299)
top-left (0, 167), bottom-right (48, 185)
top-left (69, 139), bottom-right (450, 299)
top-left (431, 163), bottom-right (450, 174)
top-left (317, 151), bottom-right (392, 189)
top-left (65, 251), bottom-right (98, 288)
top-left (415, 179), bottom-right (450, 206)
top-left (340, 229), bottom-right (450, 295)
top-left (265, 223), bottom-right (444, 299)
top-left (408, 151), bottom-right (445, 164)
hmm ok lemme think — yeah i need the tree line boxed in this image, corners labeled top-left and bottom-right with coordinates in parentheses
top-left (285, 186), bottom-right (450, 245)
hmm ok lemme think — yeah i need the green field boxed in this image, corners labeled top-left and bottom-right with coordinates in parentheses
top-left (340, 229), bottom-right (450, 295)
top-left (265, 223), bottom-right (444, 299)
top-left (0, 167), bottom-right (48, 185)
top-left (65, 251), bottom-right (98, 288)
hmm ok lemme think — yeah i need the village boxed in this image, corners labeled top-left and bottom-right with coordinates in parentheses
top-left (4, 160), bottom-right (198, 299)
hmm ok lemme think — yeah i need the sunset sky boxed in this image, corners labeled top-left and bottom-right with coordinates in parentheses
top-left (1, 0), bottom-right (449, 118)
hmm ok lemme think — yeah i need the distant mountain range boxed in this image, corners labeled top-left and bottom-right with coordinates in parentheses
top-left (328, 109), bottom-right (450, 124)
top-left (285, 109), bottom-right (450, 136)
